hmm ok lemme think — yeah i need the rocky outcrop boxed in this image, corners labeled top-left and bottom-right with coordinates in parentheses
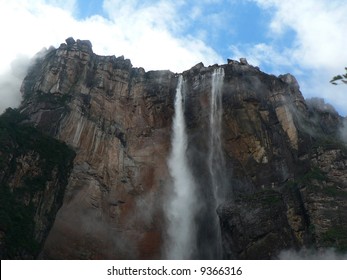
top-left (14, 38), bottom-right (347, 259)
top-left (0, 108), bottom-right (75, 259)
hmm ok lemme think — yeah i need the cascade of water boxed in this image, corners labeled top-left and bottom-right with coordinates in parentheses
top-left (208, 67), bottom-right (226, 258)
top-left (165, 75), bottom-right (197, 259)
top-left (209, 67), bottom-right (226, 204)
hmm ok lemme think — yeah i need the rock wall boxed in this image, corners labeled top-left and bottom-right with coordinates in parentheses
top-left (20, 38), bottom-right (177, 259)
top-left (17, 38), bottom-right (347, 259)
top-left (0, 109), bottom-right (75, 259)
top-left (216, 79), bottom-right (347, 258)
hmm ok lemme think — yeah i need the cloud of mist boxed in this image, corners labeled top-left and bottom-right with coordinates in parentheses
top-left (0, 55), bottom-right (31, 114)
top-left (164, 76), bottom-right (198, 259)
top-left (339, 118), bottom-right (347, 143)
top-left (279, 248), bottom-right (347, 260)
top-left (306, 97), bottom-right (338, 115)
top-left (232, 0), bottom-right (347, 116)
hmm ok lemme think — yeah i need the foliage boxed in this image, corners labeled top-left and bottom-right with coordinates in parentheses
top-left (330, 68), bottom-right (347, 85)
top-left (322, 185), bottom-right (347, 198)
top-left (286, 167), bottom-right (327, 188)
top-left (35, 91), bottom-right (72, 106)
top-left (301, 167), bottom-right (326, 183)
top-left (0, 108), bottom-right (75, 171)
top-left (313, 136), bottom-right (347, 154)
top-left (240, 189), bottom-right (282, 206)
top-left (0, 184), bottom-right (41, 258)
top-left (322, 227), bottom-right (347, 252)
top-left (0, 108), bottom-right (75, 258)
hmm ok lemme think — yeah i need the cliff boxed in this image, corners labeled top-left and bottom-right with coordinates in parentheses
top-left (0, 108), bottom-right (75, 259)
top-left (20, 38), bottom-right (176, 259)
top-left (4, 37), bottom-right (346, 259)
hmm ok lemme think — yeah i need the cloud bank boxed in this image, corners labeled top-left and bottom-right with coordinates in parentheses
top-left (0, 55), bottom-right (31, 113)
top-left (0, 0), bottom-right (222, 113)
top-left (232, 0), bottom-right (347, 115)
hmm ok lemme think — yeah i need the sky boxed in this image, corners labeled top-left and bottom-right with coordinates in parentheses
top-left (0, 0), bottom-right (347, 115)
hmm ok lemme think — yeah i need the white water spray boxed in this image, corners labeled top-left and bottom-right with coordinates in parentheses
top-left (165, 75), bottom-right (197, 259)
top-left (208, 67), bottom-right (225, 258)
top-left (209, 67), bottom-right (226, 204)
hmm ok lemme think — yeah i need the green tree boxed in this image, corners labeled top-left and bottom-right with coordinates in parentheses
top-left (330, 67), bottom-right (347, 85)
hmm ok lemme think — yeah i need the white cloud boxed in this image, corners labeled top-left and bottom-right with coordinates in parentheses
top-left (0, 0), bottom-right (79, 113)
top-left (230, 43), bottom-right (297, 73)
top-left (0, 0), bottom-right (222, 113)
top-left (190, 6), bottom-right (202, 20)
top-left (231, 0), bottom-right (347, 115)
top-left (98, 0), bottom-right (222, 71)
top-left (254, 0), bottom-right (347, 70)
top-left (0, 55), bottom-right (31, 113)
top-left (0, 0), bottom-right (221, 72)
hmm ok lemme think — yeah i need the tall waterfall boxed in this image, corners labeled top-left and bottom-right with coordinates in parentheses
top-left (165, 75), bottom-right (197, 259)
top-left (209, 67), bottom-right (226, 203)
top-left (208, 67), bottom-right (225, 257)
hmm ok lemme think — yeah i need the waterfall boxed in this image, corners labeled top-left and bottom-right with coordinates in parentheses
top-left (209, 67), bottom-right (226, 204)
top-left (208, 67), bottom-right (225, 257)
top-left (165, 75), bottom-right (197, 259)
top-left (164, 69), bottom-right (226, 259)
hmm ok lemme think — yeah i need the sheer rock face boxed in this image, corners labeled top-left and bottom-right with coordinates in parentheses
top-left (0, 109), bottom-right (75, 259)
top-left (21, 39), bottom-right (176, 259)
top-left (19, 39), bottom-right (347, 259)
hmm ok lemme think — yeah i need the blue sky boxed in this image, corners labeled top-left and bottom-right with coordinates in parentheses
top-left (1, 0), bottom-right (347, 115)
top-left (74, 0), bottom-right (281, 71)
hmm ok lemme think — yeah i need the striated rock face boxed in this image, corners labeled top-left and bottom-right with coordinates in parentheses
top-left (217, 92), bottom-right (347, 258)
top-left (20, 38), bottom-right (177, 259)
top-left (16, 38), bottom-right (347, 259)
top-left (218, 190), bottom-right (296, 259)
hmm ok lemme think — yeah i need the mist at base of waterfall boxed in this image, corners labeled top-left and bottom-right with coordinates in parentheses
top-left (279, 248), bottom-right (347, 260)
